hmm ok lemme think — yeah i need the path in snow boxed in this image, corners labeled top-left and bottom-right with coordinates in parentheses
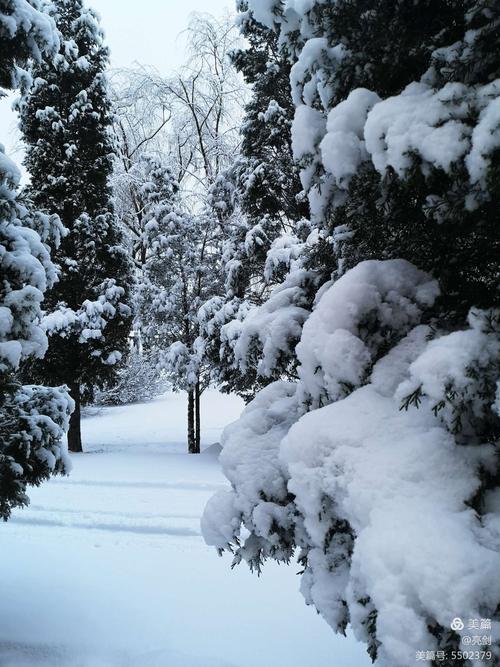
top-left (0, 390), bottom-right (370, 667)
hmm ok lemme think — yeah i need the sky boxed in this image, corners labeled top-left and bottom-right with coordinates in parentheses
top-left (0, 0), bottom-right (234, 163)
top-left (94, 0), bottom-right (234, 70)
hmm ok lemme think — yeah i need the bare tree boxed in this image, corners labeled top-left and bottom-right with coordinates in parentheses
top-left (110, 13), bottom-right (245, 263)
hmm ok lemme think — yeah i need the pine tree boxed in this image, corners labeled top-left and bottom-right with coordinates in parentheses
top-left (0, 0), bottom-right (73, 519)
top-left (315, 0), bottom-right (499, 322)
top-left (134, 155), bottom-right (219, 453)
top-left (200, 2), bottom-right (311, 400)
top-left (203, 1), bottom-right (500, 663)
top-left (138, 207), bottom-right (217, 453)
top-left (212, 0), bottom-right (482, 393)
top-left (231, 2), bottom-right (307, 225)
top-left (18, 0), bottom-right (133, 452)
top-left (133, 154), bottom-right (180, 269)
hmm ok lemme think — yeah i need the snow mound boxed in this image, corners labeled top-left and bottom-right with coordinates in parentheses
top-left (296, 259), bottom-right (439, 407)
top-left (202, 443), bottom-right (222, 457)
top-left (282, 385), bottom-right (500, 666)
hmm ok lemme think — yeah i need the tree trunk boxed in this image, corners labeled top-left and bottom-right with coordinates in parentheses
top-left (187, 389), bottom-right (196, 453)
top-left (68, 382), bottom-right (83, 453)
top-left (195, 381), bottom-right (201, 454)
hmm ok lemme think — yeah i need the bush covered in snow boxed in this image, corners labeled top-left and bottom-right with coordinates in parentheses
top-left (93, 349), bottom-right (169, 406)
top-left (203, 1), bottom-right (500, 664)
top-left (203, 261), bottom-right (500, 665)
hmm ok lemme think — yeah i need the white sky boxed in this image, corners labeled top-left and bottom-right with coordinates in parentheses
top-left (1, 0), bottom-right (233, 162)
top-left (95, 0), bottom-right (233, 70)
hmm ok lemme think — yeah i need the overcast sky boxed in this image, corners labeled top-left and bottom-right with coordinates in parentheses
top-left (1, 0), bottom-right (234, 162)
top-left (95, 0), bottom-right (233, 70)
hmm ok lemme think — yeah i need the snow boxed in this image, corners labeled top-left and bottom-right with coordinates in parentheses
top-left (81, 389), bottom-right (244, 451)
top-left (290, 38), bottom-right (345, 108)
top-left (320, 88), bottom-right (380, 188)
top-left (0, 147), bottom-right (21, 187)
top-left (0, 339), bottom-right (23, 369)
top-left (204, 360), bottom-right (500, 666)
top-left (370, 325), bottom-right (431, 397)
top-left (0, 389), bottom-right (370, 666)
top-left (281, 385), bottom-right (500, 666)
top-left (203, 381), bottom-right (299, 544)
top-left (361, 78), bottom-right (500, 186)
top-left (291, 104), bottom-right (325, 162)
top-left (296, 259), bottom-right (440, 407)
top-left (396, 308), bottom-right (500, 438)
top-left (466, 79), bottom-right (500, 185)
top-left (42, 279), bottom-right (129, 354)
top-left (276, 0), bottom-right (500, 224)
top-left (364, 81), bottom-right (471, 176)
top-left (225, 268), bottom-right (313, 378)
top-left (203, 260), bottom-right (500, 664)
top-left (263, 232), bottom-right (304, 282)
top-left (0, 219), bottom-right (57, 370)
top-left (245, 0), bottom-right (281, 29)
top-left (0, 0), bottom-right (58, 59)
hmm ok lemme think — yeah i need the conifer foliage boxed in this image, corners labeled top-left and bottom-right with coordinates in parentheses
top-left (19, 0), bottom-right (133, 452)
top-left (202, 1), bottom-right (500, 664)
top-left (0, 0), bottom-right (73, 520)
top-left (199, 3), bottom-right (312, 400)
top-left (4, 1), bottom-right (499, 660)
top-left (135, 155), bottom-right (220, 453)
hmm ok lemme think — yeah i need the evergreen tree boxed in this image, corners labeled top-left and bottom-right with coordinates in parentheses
top-left (18, 0), bottom-right (133, 452)
top-left (0, 0), bottom-right (73, 519)
top-left (135, 155), bottom-right (218, 453)
top-left (203, 1), bottom-right (500, 663)
top-left (200, 2), bottom-right (311, 400)
top-left (132, 154), bottom-right (179, 269)
top-left (208, 0), bottom-right (489, 395)
top-left (231, 2), bottom-right (307, 226)
top-left (310, 0), bottom-right (499, 322)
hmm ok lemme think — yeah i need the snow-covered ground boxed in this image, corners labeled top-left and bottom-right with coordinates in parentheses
top-left (0, 390), bottom-right (370, 667)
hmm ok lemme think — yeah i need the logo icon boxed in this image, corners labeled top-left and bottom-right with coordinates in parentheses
top-left (451, 618), bottom-right (465, 631)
